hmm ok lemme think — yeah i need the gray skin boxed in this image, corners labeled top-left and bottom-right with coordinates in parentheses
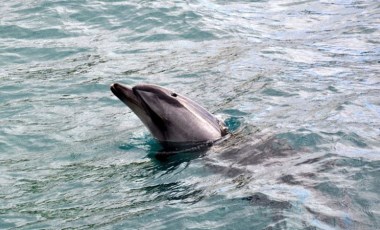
top-left (110, 83), bottom-right (228, 147)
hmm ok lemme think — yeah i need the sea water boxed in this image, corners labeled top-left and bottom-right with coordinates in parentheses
top-left (0, 0), bottom-right (379, 229)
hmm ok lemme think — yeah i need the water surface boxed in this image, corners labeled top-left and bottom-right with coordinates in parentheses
top-left (1, 0), bottom-right (379, 229)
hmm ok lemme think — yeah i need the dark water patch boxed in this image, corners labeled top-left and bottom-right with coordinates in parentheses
top-left (121, 69), bottom-right (141, 76)
top-left (276, 132), bottom-right (324, 150)
top-left (315, 154), bottom-right (341, 173)
top-left (224, 116), bottom-right (244, 133)
top-left (334, 156), bottom-right (373, 168)
top-left (327, 85), bottom-right (338, 92)
top-left (242, 193), bottom-right (292, 210)
top-left (295, 155), bottom-right (325, 166)
top-left (279, 174), bottom-right (300, 185)
top-left (315, 181), bottom-right (344, 198)
top-left (146, 143), bottom-right (212, 173)
top-left (152, 153), bottom-right (204, 176)
top-left (120, 137), bottom-right (208, 172)
top-left (118, 143), bottom-right (137, 151)
top-left (181, 28), bottom-right (217, 41)
top-left (129, 28), bottom-right (216, 42)
top-left (215, 135), bottom-right (296, 176)
top-left (261, 88), bottom-right (297, 97)
top-left (119, 136), bottom-right (161, 152)
top-left (341, 132), bottom-right (368, 148)
top-left (321, 131), bottom-right (368, 148)
top-left (16, 178), bottom-right (53, 194)
top-left (137, 182), bottom-right (204, 204)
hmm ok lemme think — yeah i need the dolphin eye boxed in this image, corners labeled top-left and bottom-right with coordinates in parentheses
top-left (171, 93), bottom-right (178, 97)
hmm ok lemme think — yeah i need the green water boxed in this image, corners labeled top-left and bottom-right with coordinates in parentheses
top-left (1, 0), bottom-right (379, 229)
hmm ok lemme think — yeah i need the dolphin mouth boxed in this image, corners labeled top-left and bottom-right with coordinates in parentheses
top-left (110, 83), bottom-right (164, 121)
top-left (110, 83), bottom-right (140, 106)
top-left (111, 83), bottom-right (166, 133)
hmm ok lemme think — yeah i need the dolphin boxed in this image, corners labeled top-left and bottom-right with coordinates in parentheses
top-left (110, 83), bottom-right (228, 148)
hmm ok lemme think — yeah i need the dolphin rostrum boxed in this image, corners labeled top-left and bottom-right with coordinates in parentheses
top-left (110, 83), bottom-right (228, 148)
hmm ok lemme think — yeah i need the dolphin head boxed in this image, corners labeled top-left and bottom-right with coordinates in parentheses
top-left (110, 83), bottom-right (228, 145)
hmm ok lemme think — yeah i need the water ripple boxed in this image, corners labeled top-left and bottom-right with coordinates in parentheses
top-left (1, 0), bottom-right (379, 229)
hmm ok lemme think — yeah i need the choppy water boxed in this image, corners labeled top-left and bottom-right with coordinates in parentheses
top-left (1, 0), bottom-right (379, 229)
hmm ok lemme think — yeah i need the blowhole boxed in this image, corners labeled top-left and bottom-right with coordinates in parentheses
top-left (171, 93), bottom-right (178, 97)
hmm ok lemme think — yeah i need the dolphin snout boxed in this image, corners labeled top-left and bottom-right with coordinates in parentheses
top-left (110, 83), bottom-right (139, 106)
top-left (110, 83), bottom-right (122, 91)
top-left (110, 83), bottom-right (130, 93)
